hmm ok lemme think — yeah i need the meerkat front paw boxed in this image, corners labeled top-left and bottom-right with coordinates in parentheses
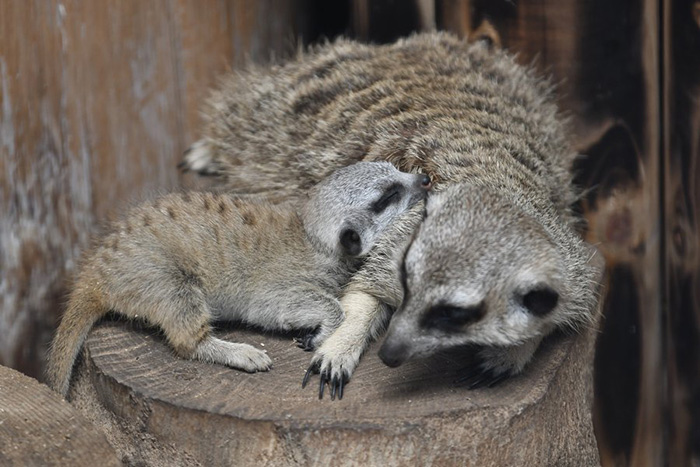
top-left (454, 339), bottom-right (541, 389)
top-left (301, 343), bottom-right (363, 401)
top-left (294, 329), bottom-right (320, 352)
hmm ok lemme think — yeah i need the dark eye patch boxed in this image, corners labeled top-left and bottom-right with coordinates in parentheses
top-left (420, 302), bottom-right (485, 332)
top-left (371, 183), bottom-right (402, 214)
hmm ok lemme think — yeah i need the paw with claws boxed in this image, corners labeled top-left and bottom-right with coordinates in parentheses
top-left (294, 329), bottom-right (320, 352)
top-left (301, 345), bottom-right (362, 400)
top-left (453, 340), bottom-right (540, 389)
top-left (453, 361), bottom-right (511, 389)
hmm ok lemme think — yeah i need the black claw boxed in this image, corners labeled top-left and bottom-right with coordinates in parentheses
top-left (295, 337), bottom-right (311, 351)
top-left (319, 371), bottom-right (328, 399)
top-left (338, 376), bottom-right (345, 400)
top-left (302, 361), bottom-right (320, 389)
top-left (487, 372), bottom-right (509, 388)
top-left (468, 373), bottom-right (489, 389)
top-left (295, 331), bottom-right (318, 351)
top-left (454, 370), bottom-right (479, 386)
top-left (454, 365), bottom-right (511, 390)
top-left (330, 375), bottom-right (338, 400)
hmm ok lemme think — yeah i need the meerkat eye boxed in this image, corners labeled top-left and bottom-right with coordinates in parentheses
top-left (371, 184), bottom-right (402, 213)
top-left (521, 286), bottom-right (559, 316)
top-left (421, 302), bottom-right (485, 332)
top-left (339, 228), bottom-right (362, 256)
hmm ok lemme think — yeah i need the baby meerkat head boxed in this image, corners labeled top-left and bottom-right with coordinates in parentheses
top-left (302, 161), bottom-right (431, 258)
top-left (379, 182), bottom-right (604, 367)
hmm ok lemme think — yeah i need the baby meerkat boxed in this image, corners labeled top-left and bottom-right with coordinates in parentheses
top-left (47, 161), bottom-right (431, 398)
top-left (181, 32), bottom-right (605, 399)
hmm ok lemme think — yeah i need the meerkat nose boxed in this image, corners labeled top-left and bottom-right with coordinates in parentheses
top-left (420, 174), bottom-right (431, 190)
top-left (378, 338), bottom-right (411, 367)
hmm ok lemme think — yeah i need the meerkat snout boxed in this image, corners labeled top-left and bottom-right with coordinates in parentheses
top-left (377, 338), bottom-right (411, 368)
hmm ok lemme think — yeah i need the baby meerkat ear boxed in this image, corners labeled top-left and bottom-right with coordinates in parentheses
top-left (340, 228), bottom-right (362, 256)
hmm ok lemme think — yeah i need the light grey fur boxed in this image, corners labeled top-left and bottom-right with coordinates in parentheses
top-left (46, 161), bottom-right (429, 397)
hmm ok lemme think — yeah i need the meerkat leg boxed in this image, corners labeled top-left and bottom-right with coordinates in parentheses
top-left (191, 336), bottom-right (272, 372)
top-left (303, 205), bottom-right (424, 399)
top-left (303, 294), bottom-right (393, 400)
top-left (246, 288), bottom-right (345, 352)
top-left (146, 280), bottom-right (272, 372)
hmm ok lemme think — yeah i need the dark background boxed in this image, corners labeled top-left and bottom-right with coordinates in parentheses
top-left (1, 1), bottom-right (697, 465)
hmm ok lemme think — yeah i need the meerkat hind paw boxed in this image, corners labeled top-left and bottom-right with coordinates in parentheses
top-left (196, 340), bottom-right (272, 372)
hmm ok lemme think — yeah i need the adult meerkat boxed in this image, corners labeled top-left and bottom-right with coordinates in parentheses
top-left (47, 162), bottom-right (431, 398)
top-left (181, 32), bottom-right (604, 398)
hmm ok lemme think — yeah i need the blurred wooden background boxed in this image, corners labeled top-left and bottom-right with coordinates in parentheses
top-left (0, 1), bottom-right (697, 465)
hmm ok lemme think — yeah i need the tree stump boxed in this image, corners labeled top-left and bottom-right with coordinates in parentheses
top-left (0, 365), bottom-right (120, 466)
top-left (70, 321), bottom-right (600, 466)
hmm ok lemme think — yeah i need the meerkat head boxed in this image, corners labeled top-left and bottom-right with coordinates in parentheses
top-left (303, 161), bottom-right (431, 258)
top-left (379, 182), bottom-right (604, 367)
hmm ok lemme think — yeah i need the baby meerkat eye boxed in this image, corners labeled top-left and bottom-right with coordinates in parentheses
top-left (521, 286), bottom-right (559, 316)
top-left (421, 302), bottom-right (486, 332)
top-left (340, 228), bottom-right (362, 256)
top-left (371, 184), bottom-right (402, 213)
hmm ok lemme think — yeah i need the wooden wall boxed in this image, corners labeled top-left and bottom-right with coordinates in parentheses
top-left (1, 1), bottom-right (696, 465)
top-left (0, 0), bottom-right (304, 378)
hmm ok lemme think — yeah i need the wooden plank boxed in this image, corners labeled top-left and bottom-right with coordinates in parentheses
top-left (0, 365), bottom-right (120, 466)
top-left (70, 320), bottom-right (599, 466)
top-left (663, 0), bottom-right (700, 464)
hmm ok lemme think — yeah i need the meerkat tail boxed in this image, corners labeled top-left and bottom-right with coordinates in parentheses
top-left (46, 287), bottom-right (108, 398)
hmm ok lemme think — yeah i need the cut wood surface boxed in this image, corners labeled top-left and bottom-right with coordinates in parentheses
top-left (70, 320), bottom-right (600, 466)
top-left (0, 365), bottom-right (120, 467)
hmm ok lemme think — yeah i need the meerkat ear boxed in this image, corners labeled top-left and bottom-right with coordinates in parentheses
top-left (340, 228), bottom-right (362, 256)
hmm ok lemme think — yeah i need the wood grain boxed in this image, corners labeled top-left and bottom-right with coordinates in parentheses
top-left (0, 365), bottom-right (119, 466)
top-left (663, 0), bottom-right (700, 464)
top-left (72, 320), bottom-right (599, 466)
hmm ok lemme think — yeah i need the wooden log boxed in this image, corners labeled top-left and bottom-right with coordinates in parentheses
top-left (69, 320), bottom-right (600, 466)
top-left (0, 365), bottom-right (119, 467)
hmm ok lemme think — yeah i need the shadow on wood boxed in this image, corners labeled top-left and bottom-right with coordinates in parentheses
top-left (69, 320), bottom-right (600, 466)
